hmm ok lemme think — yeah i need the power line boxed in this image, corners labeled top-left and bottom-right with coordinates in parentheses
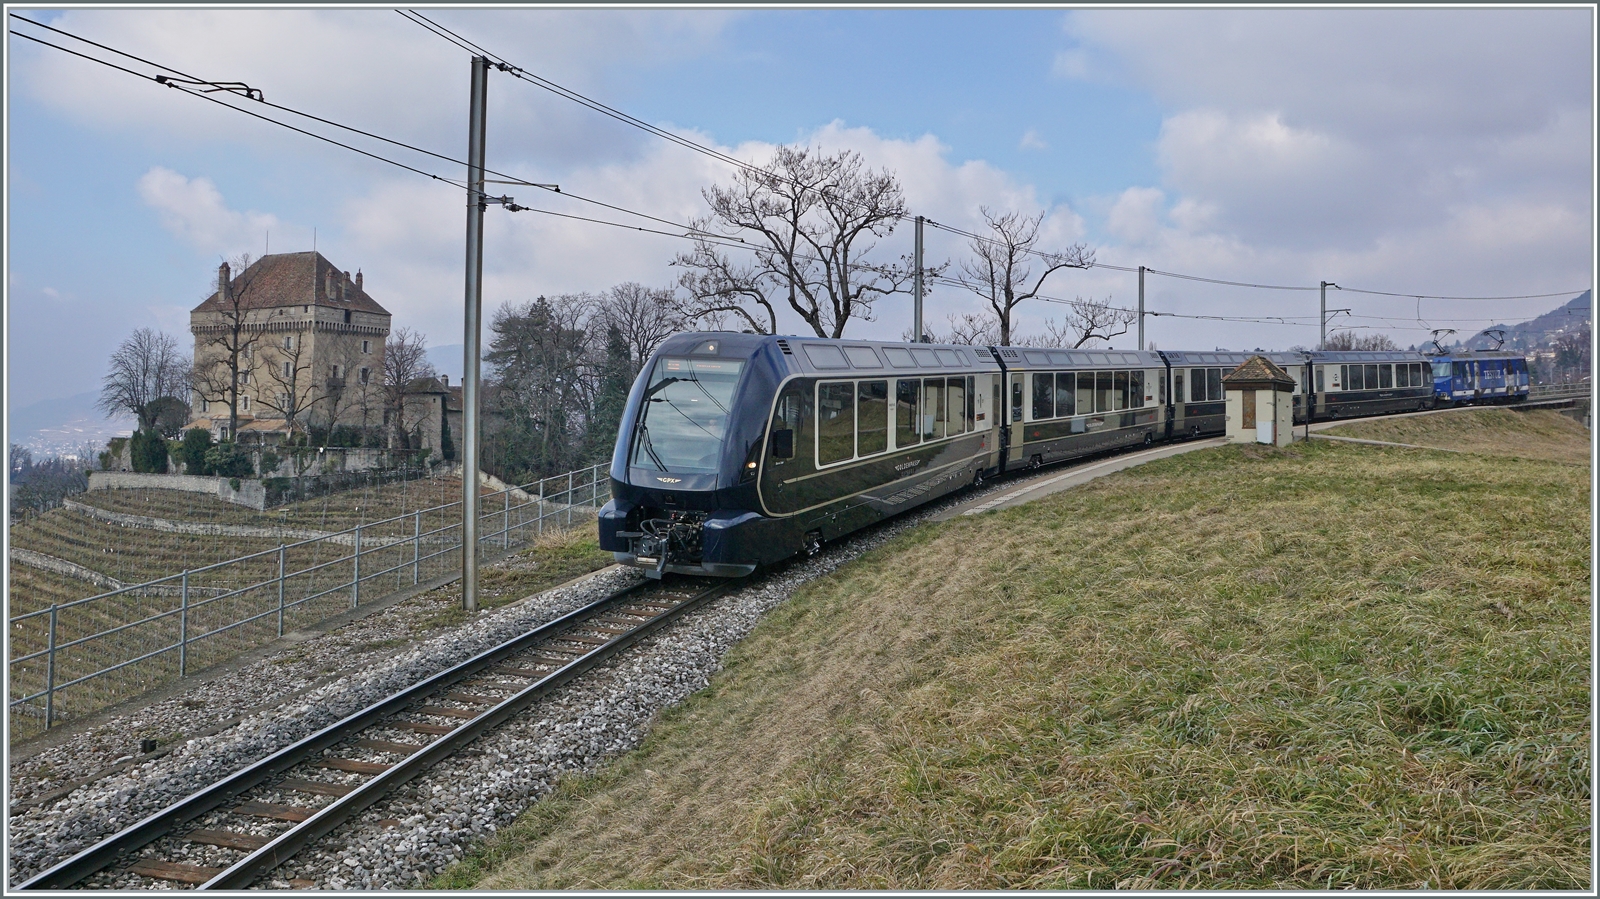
top-left (8, 26), bottom-right (464, 188)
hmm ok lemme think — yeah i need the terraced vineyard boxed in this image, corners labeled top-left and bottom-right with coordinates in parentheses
top-left (8, 469), bottom-right (606, 739)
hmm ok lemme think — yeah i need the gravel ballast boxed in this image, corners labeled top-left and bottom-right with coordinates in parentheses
top-left (7, 479), bottom-right (1016, 889)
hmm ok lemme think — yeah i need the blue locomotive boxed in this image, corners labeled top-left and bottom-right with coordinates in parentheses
top-left (1426, 351), bottom-right (1530, 406)
top-left (599, 333), bottom-right (1527, 577)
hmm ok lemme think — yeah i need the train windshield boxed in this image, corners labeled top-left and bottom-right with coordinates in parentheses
top-left (630, 356), bottom-right (745, 474)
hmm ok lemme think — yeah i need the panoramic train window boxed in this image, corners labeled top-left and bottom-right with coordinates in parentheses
top-left (911, 348), bottom-right (939, 367)
top-left (896, 379), bottom-right (921, 447)
top-left (817, 382), bottom-right (855, 466)
top-left (1055, 372), bottom-right (1076, 417)
top-left (858, 380), bottom-right (889, 456)
top-left (1032, 372), bottom-right (1053, 420)
top-left (947, 378), bottom-right (967, 435)
top-left (1380, 364), bottom-right (1393, 389)
top-left (1076, 372), bottom-right (1094, 414)
top-left (629, 356), bottom-right (744, 474)
top-left (844, 346), bottom-right (882, 368)
top-left (1113, 371), bottom-right (1130, 411)
top-left (1097, 371), bottom-right (1114, 413)
top-left (884, 347), bottom-right (916, 368)
top-left (1131, 371), bottom-right (1146, 407)
top-left (923, 378), bottom-right (947, 440)
top-left (1206, 368), bottom-right (1223, 402)
top-left (1364, 365), bottom-right (1379, 390)
top-left (1190, 369), bottom-right (1204, 402)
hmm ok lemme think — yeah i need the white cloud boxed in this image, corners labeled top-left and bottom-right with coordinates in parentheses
top-left (1019, 129), bottom-right (1048, 151)
top-left (136, 167), bottom-right (280, 257)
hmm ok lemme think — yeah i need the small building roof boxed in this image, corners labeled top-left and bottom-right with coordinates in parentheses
top-left (1222, 355), bottom-right (1296, 389)
top-left (191, 251), bottom-right (391, 316)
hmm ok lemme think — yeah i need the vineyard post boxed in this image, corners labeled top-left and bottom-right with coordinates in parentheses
top-left (501, 487), bottom-right (510, 548)
top-left (538, 476), bottom-right (545, 537)
top-left (413, 510), bottom-right (421, 585)
top-left (276, 545), bottom-right (286, 637)
top-left (45, 603), bottom-right (58, 729)
top-left (352, 524), bottom-right (362, 609)
top-left (179, 571), bottom-right (189, 678)
top-left (567, 471), bottom-right (574, 528)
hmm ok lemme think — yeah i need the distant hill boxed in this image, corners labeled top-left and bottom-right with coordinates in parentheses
top-left (1460, 291), bottom-right (1590, 351)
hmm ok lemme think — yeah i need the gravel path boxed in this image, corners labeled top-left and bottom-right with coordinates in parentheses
top-left (7, 476), bottom-right (1017, 889)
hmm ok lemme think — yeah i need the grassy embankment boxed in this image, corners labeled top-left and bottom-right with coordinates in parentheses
top-left (439, 416), bottom-right (1591, 890)
top-left (1323, 408), bottom-right (1589, 465)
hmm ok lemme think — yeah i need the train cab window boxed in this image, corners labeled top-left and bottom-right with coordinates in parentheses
top-left (1157, 370), bottom-right (1166, 404)
top-left (896, 379), bottom-right (921, 447)
top-left (1096, 371), bottom-right (1114, 413)
top-left (858, 380), bottom-right (889, 456)
top-left (923, 379), bottom-right (947, 440)
top-left (1206, 368), bottom-right (1222, 402)
top-left (1379, 364), bottom-right (1393, 389)
top-left (1130, 371), bottom-right (1145, 408)
top-left (947, 377), bottom-right (967, 435)
top-left (1010, 376), bottom-right (1023, 422)
top-left (1032, 373), bottom-right (1054, 420)
top-left (817, 382), bottom-right (855, 466)
top-left (630, 356), bottom-right (745, 474)
top-left (1055, 372), bottom-right (1076, 417)
top-left (1113, 371), bottom-right (1130, 411)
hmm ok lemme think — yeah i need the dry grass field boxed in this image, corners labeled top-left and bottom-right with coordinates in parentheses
top-left (1324, 407), bottom-right (1590, 465)
top-left (439, 419), bottom-right (1591, 890)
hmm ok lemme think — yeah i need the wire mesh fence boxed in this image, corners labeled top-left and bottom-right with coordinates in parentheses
top-left (8, 463), bottom-right (611, 739)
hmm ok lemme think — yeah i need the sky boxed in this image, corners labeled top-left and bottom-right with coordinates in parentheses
top-left (5, 6), bottom-right (1595, 425)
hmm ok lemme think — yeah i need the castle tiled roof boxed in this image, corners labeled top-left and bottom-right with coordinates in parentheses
top-left (191, 251), bottom-right (391, 316)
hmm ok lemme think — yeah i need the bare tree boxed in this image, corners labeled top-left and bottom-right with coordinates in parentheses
top-left (953, 207), bottom-right (1094, 347)
top-left (902, 312), bottom-right (998, 346)
top-left (192, 254), bottom-right (264, 438)
top-left (674, 146), bottom-right (919, 338)
top-left (383, 327), bottom-right (436, 448)
top-left (601, 282), bottom-right (683, 373)
top-left (1039, 297), bottom-right (1138, 348)
top-left (97, 328), bottom-right (191, 432)
top-left (1325, 330), bottom-right (1400, 351)
top-left (256, 330), bottom-right (323, 438)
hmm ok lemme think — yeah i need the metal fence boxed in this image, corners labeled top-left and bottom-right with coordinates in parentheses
top-left (8, 463), bottom-right (611, 736)
top-left (1528, 382), bottom-right (1592, 400)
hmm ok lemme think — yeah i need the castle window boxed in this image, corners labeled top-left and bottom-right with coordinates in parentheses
top-left (241, 395), bottom-right (251, 411)
top-left (283, 335), bottom-right (294, 351)
top-left (201, 399), bottom-right (209, 413)
top-left (362, 339), bottom-right (370, 354)
top-left (333, 364), bottom-right (343, 379)
top-left (283, 361), bottom-right (292, 378)
top-left (359, 367), bottom-right (370, 385)
top-left (344, 310), bottom-right (352, 324)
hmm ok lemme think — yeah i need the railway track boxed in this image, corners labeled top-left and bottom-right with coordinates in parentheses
top-left (15, 575), bottom-right (726, 890)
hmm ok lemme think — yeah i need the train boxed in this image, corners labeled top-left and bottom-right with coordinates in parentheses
top-left (597, 333), bottom-right (1529, 577)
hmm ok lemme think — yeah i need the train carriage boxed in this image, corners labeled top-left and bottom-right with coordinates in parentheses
top-left (1000, 347), bottom-right (1167, 466)
top-left (1309, 351), bottom-right (1436, 418)
top-left (600, 333), bottom-right (1003, 577)
top-left (1159, 350), bottom-right (1310, 435)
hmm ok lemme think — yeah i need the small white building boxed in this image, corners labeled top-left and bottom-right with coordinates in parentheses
top-left (1222, 356), bottom-right (1297, 447)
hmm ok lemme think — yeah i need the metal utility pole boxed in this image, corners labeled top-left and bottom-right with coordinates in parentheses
top-left (1319, 281), bottom-right (1339, 350)
top-left (913, 215), bottom-right (924, 342)
top-left (461, 56), bottom-right (488, 613)
top-left (1137, 265), bottom-right (1146, 350)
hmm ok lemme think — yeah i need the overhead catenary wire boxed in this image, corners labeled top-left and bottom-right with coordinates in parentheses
top-left (15, 13), bottom-right (1589, 323)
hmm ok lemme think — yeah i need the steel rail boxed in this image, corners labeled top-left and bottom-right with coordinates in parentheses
top-left (13, 576), bottom-right (723, 890)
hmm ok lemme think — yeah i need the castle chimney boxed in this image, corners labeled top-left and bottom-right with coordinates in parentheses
top-left (342, 271), bottom-right (352, 302)
top-left (355, 270), bottom-right (363, 292)
top-left (218, 262), bottom-right (231, 303)
top-left (440, 373), bottom-right (449, 387)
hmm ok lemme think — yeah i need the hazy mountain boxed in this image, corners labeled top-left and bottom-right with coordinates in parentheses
top-left (1460, 291), bottom-right (1591, 351)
